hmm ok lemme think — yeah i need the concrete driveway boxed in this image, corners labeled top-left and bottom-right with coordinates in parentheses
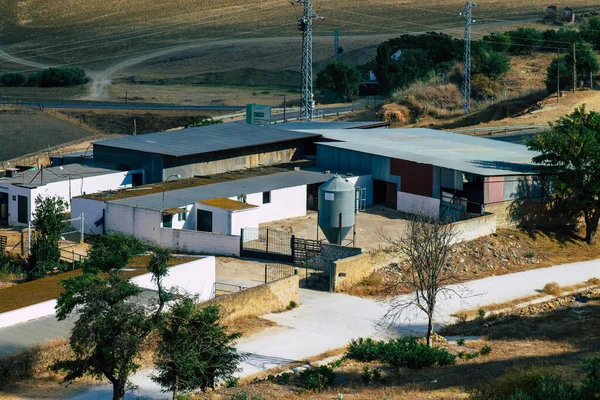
top-left (1, 259), bottom-right (599, 399)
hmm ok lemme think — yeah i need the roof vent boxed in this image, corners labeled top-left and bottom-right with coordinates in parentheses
top-left (294, 167), bottom-right (300, 171)
top-left (5, 168), bottom-right (19, 178)
top-left (325, 170), bottom-right (331, 174)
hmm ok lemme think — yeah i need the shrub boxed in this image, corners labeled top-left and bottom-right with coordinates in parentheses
top-left (229, 392), bottom-right (263, 400)
top-left (0, 72), bottom-right (27, 87)
top-left (225, 376), bottom-right (239, 387)
top-left (288, 300), bottom-right (298, 309)
top-left (471, 74), bottom-right (500, 100)
top-left (477, 309), bottom-right (486, 320)
top-left (507, 27), bottom-right (543, 55)
top-left (542, 282), bottom-right (561, 296)
top-left (29, 67), bottom-right (87, 87)
top-left (468, 366), bottom-right (579, 400)
top-left (299, 365), bottom-right (336, 392)
top-left (347, 338), bottom-right (385, 362)
top-left (524, 251), bottom-right (535, 259)
top-left (586, 277), bottom-right (600, 286)
top-left (465, 351), bottom-right (479, 360)
top-left (347, 337), bottom-right (455, 370)
top-left (581, 357), bottom-right (600, 399)
top-left (456, 337), bottom-right (466, 346)
top-left (361, 366), bottom-right (373, 384)
top-left (380, 337), bottom-right (456, 369)
top-left (276, 372), bottom-right (292, 385)
top-left (479, 345), bottom-right (493, 356)
top-left (84, 233), bottom-right (146, 273)
top-left (372, 367), bottom-right (382, 382)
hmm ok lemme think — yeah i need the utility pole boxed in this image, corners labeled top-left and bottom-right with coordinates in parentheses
top-left (283, 95), bottom-right (287, 123)
top-left (333, 28), bottom-right (340, 61)
top-left (573, 43), bottom-right (577, 93)
top-left (297, 0), bottom-right (321, 122)
top-left (462, 1), bottom-right (477, 115)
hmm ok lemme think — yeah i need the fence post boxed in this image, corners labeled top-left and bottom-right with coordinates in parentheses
top-left (291, 235), bottom-right (295, 263)
top-left (27, 221), bottom-right (31, 256)
top-left (20, 231), bottom-right (25, 256)
top-left (266, 228), bottom-right (269, 254)
top-left (80, 212), bottom-right (85, 243)
top-left (264, 264), bottom-right (268, 284)
top-left (240, 228), bottom-right (244, 255)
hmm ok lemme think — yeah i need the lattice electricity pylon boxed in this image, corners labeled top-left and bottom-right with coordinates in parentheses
top-left (461, 1), bottom-right (478, 115)
top-left (297, 0), bottom-right (323, 122)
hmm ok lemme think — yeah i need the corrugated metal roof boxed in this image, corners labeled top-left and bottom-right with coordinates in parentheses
top-left (274, 121), bottom-right (389, 130)
top-left (312, 128), bottom-right (538, 176)
top-left (0, 163), bottom-right (124, 188)
top-left (93, 124), bottom-right (320, 157)
top-left (111, 170), bottom-right (332, 210)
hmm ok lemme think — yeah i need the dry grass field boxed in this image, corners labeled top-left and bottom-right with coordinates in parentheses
top-left (0, 106), bottom-right (93, 160)
top-left (2, 0), bottom-right (599, 71)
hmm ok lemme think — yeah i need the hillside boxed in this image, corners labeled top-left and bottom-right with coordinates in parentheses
top-left (2, 0), bottom-right (599, 70)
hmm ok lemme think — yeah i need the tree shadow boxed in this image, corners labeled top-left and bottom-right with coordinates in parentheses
top-left (506, 176), bottom-right (580, 243)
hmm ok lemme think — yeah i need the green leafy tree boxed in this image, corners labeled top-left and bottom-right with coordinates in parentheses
top-left (545, 55), bottom-right (572, 93)
top-left (482, 32), bottom-right (511, 53)
top-left (52, 245), bottom-right (168, 400)
top-left (84, 233), bottom-right (146, 273)
top-left (29, 67), bottom-right (87, 87)
top-left (543, 28), bottom-right (580, 50)
top-left (316, 61), bottom-right (363, 101)
top-left (26, 195), bottom-right (68, 280)
top-left (392, 49), bottom-right (434, 89)
top-left (153, 300), bottom-right (242, 398)
top-left (475, 49), bottom-right (511, 78)
top-left (507, 27), bottom-right (544, 55)
top-left (565, 42), bottom-right (600, 84)
top-left (527, 105), bottom-right (600, 244)
top-left (375, 41), bottom-right (394, 96)
top-left (0, 72), bottom-right (27, 87)
top-left (580, 16), bottom-right (600, 48)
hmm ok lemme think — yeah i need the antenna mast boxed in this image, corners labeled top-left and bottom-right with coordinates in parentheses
top-left (297, 0), bottom-right (320, 121)
top-left (462, 1), bottom-right (477, 115)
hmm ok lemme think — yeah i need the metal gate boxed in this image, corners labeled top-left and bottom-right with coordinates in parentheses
top-left (264, 263), bottom-right (298, 283)
top-left (240, 227), bottom-right (294, 262)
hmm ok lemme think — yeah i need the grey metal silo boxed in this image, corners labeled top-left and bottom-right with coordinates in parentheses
top-left (318, 175), bottom-right (356, 245)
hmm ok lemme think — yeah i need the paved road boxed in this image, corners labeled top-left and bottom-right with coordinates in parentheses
top-left (0, 258), bottom-right (592, 399)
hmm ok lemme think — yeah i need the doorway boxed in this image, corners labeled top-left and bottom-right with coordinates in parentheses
top-left (196, 210), bottom-right (213, 232)
top-left (18, 195), bottom-right (28, 224)
top-left (0, 193), bottom-right (7, 224)
top-left (373, 179), bottom-right (397, 209)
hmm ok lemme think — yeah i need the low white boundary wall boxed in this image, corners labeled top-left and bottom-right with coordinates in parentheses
top-left (0, 257), bottom-right (216, 329)
top-left (160, 229), bottom-right (240, 257)
top-left (397, 191), bottom-right (440, 218)
top-left (452, 213), bottom-right (497, 243)
top-left (0, 299), bottom-right (57, 329)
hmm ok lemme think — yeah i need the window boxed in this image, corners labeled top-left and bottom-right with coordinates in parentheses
top-left (197, 210), bottom-right (213, 232)
top-left (237, 194), bottom-right (247, 203)
top-left (162, 213), bottom-right (173, 228)
top-left (178, 212), bottom-right (186, 222)
top-left (262, 191), bottom-right (271, 204)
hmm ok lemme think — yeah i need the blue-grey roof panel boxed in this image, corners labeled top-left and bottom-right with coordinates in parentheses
top-left (111, 170), bottom-right (332, 210)
top-left (312, 128), bottom-right (539, 176)
top-left (93, 124), bottom-right (320, 157)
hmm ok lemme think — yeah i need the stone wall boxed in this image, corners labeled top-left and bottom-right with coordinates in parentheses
top-left (319, 244), bottom-right (362, 263)
top-left (332, 251), bottom-right (390, 292)
top-left (485, 202), bottom-right (516, 228)
top-left (452, 212), bottom-right (497, 243)
top-left (209, 275), bottom-right (299, 322)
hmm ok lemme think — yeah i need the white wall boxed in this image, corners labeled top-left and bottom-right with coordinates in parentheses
top-left (71, 198), bottom-right (107, 235)
top-left (105, 203), bottom-right (162, 243)
top-left (131, 256), bottom-right (216, 301)
top-left (195, 202), bottom-right (233, 235)
top-left (451, 213), bottom-right (498, 244)
top-left (161, 228), bottom-right (240, 257)
top-left (2, 169), bottom-right (142, 227)
top-left (346, 174), bottom-right (374, 207)
top-left (0, 299), bottom-right (57, 329)
top-left (397, 191), bottom-right (441, 218)
top-left (229, 185), bottom-right (308, 226)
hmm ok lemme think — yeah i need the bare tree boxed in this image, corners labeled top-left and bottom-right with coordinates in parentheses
top-left (380, 212), bottom-right (457, 347)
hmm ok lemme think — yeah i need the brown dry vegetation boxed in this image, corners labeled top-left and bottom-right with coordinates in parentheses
top-left (343, 228), bottom-right (600, 298)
